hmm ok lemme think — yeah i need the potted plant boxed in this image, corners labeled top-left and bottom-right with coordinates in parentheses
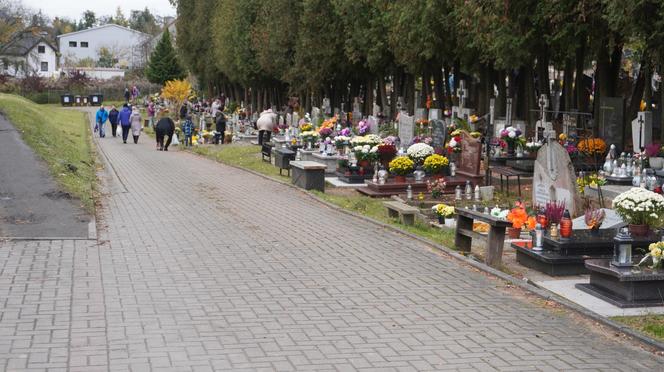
top-left (377, 143), bottom-right (398, 169)
top-left (389, 156), bottom-right (414, 183)
top-left (353, 145), bottom-right (378, 169)
top-left (506, 202), bottom-right (528, 239)
top-left (407, 143), bottom-right (435, 166)
top-left (427, 179), bottom-right (446, 199)
top-left (544, 201), bottom-right (566, 238)
top-left (432, 203), bottom-right (455, 225)
top-left (613, 187), bottom-right (664, 236)
top-left (423, 154), bottom-right (449, 179)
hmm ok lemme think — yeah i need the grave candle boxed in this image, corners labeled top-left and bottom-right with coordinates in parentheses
top-left (612, 228), bottom-right (633, 267)
top-left (533, 223), bottom-right (544, 251)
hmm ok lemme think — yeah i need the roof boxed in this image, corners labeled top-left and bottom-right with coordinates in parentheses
top-left (0, 31), bottom-right (57, 56)
top-left (57, 24), bottom-right (150, 39)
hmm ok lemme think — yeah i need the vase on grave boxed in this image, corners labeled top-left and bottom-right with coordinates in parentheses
top-left (438, 215), bottom-right (445, 225)
top-left (507, 227), bottom-right (521, 239)
top-left (413, 167), bottom-right (426, 182)
top-left (649, 157), bottom-right (664, 170)
top-left (358, 159), bottom-right (370, 169)
top-left (628, 224), bottom-right (649, 237)
top-left (507, 141), bottom-right (516, 156)
top-left (394, 175), bottom-right (407, 183)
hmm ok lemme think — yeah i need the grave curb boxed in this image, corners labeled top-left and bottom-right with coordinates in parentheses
top-left (185, 149), bottom-right (664, 353)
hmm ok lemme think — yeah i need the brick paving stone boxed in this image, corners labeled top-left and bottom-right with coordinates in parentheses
top-left (0, 111), bottom-right (663, 370)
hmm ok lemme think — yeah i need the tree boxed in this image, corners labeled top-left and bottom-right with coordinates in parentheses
top-left (81, 10), bottom-right (96, 29)
top-left (96, 47), bottom-right (117, 68)
top-left (130, 8), bottom-right (160, 35)
top-left (161, 79), bottom-right (192, 118)
top-left (146, 29), bottom-right (185, 85)
top-left (112, 6), bottom-right (128, 27)
top-left (0, 0), bottom-right (28, 44)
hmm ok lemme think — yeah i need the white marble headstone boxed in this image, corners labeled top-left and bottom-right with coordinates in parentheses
top-left (398, 111), bottom-right (415, 146)
top-left (367, 116), bottom-right (378, 134)
top-left (428, 109), bottom-right (442, 121)
top-left (532, 141), bottom-right (582, 216)
top-left (631, 111), bottom-right (652, 151)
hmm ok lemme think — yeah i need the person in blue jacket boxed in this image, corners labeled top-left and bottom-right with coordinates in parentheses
top-left (95, 106), bottom-right (108, 138)
top-left (108, 105), bottom-right (120, 137)
top-left (118, 104), bottom-right (132, 143)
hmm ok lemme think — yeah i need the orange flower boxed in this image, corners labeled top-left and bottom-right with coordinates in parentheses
top-left (507, 206), bottom-right (528, 229)
top-left (526, 216), bottom-right (537, 230)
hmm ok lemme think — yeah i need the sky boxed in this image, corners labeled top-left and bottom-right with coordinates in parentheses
top-left (21, 0), bottom-right (175, 21)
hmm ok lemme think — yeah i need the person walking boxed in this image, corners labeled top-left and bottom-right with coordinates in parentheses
top-left (118, 104), bottom-right (132, 144)
top-left (215, 111), bottom-right (226, 145)
top-left (147, 102), bottom-right (156, 128)
top-left (155, 111), bottom-right (176, 151)
top-left (182, 115), bottom-right (194, 147)
top-left (108, 105), bottom-right (119, 137)
top-left (95, 106), bottom-right (109, 138)
top-left (256, 108), bottom-right (276, 145)
top-left (180, 100), bottom-right (188, 120)
top-left (130, 106), bottom-right (142, 144)
top-left (124, 88), bottom-right (130, 103)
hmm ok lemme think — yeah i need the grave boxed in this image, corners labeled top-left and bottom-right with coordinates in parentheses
top-left (367, 116), bottom-right (379, 134)
top-left (431, 119), bottom-right (447, 150)
top-left (452, 131), bottom-right (484, 186)
top-left (357, 178), bottom-right (429, 198)
top-left (428, 108), bottom-right (442, 121)
top-left (451, 80), bottom-right (472, 127)
top-left (311, 153), bottom-right (343, 175)
top-left (398, 111), bottom-right (415, 147)
top-left (532, 141), bottom-right (582, 216)
top-left (513, 230), bottom-right (659, 276)
top-left (577, 259), bottom-right (664, 308)
top-left (598, 97), bottom-right (625, 150)
top-left (631, 111), bottom-right (652, 152)
top-left (290, 161), bottom-right (326, 192)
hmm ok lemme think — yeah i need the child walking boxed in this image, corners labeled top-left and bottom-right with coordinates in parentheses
top-left (182, 115), bottom-right (194, 147)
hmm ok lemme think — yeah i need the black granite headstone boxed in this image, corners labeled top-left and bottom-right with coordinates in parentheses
top-left (431, 119), bottom-right (447, 149)
top-left (599, 97), bottom-right (624, 148)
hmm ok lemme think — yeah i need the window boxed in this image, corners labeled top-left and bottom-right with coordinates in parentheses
top-left (81, 42), bottom-right (88, 48)
top-left (40, 62), bottom-right (48, 72)
top-left (37, 45), bottom-right (45, 53)
top-left (69, 41), bottom-right (77, 47)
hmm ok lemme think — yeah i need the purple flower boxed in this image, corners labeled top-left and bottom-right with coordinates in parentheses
top-left (340, 128), bottom-right (351, 136)
top-left (500, 129), bottom-right (508, 137)
top-left (515, 129), bottom-right (522, 137)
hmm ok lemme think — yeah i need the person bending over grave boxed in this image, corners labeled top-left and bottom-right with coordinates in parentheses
top-left (155, 111), bottom-right (176, 151)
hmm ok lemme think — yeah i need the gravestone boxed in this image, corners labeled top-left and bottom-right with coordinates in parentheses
top-left (572, 208), bottom-right (625, 230)
top-left (312, 107), bottom-right (321, 125)
top-left (415, 108), bottom-right (427, 121)
top-left (352, 97), bottom-right (361, 113)
top-left (458, 131), bottom-right (482, 176)
top-left (322, 98), bottom-right (331, 116)
top-left (352, 110), bottom-right (362, 125)
top-left (631, 111), bottom-right (653, 152)
top-left (292, 112), bottom-right (300, 127)
top-left (429, 108), bottom-right (442, 121)
top-left (367, 116), bottom-right (379, 134)
top-left (431, 119), bottom-right (447, 149)
top-left (598, 97), bottom-right (625, 149)
top-left (532, 141), bottom-right (582, 216)
top-left (372, 103), bottom-right (381, 117)
top-left (398, 111), bottom-right (415, 146)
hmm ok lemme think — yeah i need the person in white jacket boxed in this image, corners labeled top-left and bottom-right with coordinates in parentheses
top-left (129, 107), bottom-right (143, 144)
top-left (256, 109), bottom-right (276, 145)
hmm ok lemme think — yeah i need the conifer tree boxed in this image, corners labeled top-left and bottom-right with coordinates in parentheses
top-left (146, 29), bottom-right (185, 85)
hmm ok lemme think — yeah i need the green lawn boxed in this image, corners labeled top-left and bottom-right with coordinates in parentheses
top-left (612, 315), bottom-right (664, 342)
top-left (185, 143), bottom-right (455, 248)
top-left (0, 94), bottom-right (96, 211)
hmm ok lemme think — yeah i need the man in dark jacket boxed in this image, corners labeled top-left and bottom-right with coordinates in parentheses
top-left (215, 112), bottom-right (226, 144)
top-left (118, 104), bottom-right (132, 143)
top-left (179, 100), bottom-right (188, 119)
top-left (155, 112), bottom-right (176, 151)
top-left (108, 106), bottom-right (120, 137)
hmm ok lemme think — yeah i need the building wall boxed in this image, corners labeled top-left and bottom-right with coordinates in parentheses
top-left (58, 25), bottom-right (150, 68)
top-left (62, 67), bottom-right (125, 80)
top-left (0, 42), bottom-right (57, 78)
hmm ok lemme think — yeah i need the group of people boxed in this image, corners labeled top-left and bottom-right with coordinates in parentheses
top-left (95, 104), bottom-right (143, 144)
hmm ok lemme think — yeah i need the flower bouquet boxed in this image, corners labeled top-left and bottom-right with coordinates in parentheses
top-left (350, 134), bottom-right (382, 147)
top-left (423, 154), bottom-right (449, 175)
top-left (300, 122), bottom-right (313, 132)
top-left (576, 173), bottom-right (606, 195)
top-left (432, 203), bottom-right (455, 225)
top-left (613, 187), bottom-right (664, 235)
top-left (638, 242), bottom-right (664, 270)
top-left (500, 126), bottom-right (525, 155)
top-left (377, 143), bottom-right (397, 168)
top-left (334, 135), bottom-right (351, 148)
top-left (427, 179), bottom-right (446, 199)
top-left (389, 156), bottom-right (414, 181)
top-left (506, 202), bottom-right (529, 238)
top-left (300, 130), bottom-right (319, 148)
top-left (446, 130), bottom-right (462, 154)
top-left (577, 138), bottom-right (607, 156)
top-left (525, 141), bottom-right (542, 154)
top-left (357, 120), bottom-right (370, 135)
top-left (407, 143), bottom-right (434, 165)
top-left (353, 145), bottom-right (378, 163)
top-left (317, 125), bottom-right (333, 139)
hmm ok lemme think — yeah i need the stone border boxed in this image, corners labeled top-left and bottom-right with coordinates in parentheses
top-left (180, 148), bottom-right (664, 353)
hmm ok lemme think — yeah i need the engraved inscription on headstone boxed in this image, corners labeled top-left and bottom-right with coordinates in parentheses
top-left (431, 119), bottom-right (447, 149)
top-left (532, 141), bottom-right (582, 216)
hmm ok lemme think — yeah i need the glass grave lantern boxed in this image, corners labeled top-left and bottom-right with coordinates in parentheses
top-left (611, 227), bottom-right (633, 268)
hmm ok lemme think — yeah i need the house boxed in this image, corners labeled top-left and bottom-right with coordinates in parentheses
top-left (57, 24), bottom-right (151, 69)
top-left (0, 30), bottom-right (58, 78)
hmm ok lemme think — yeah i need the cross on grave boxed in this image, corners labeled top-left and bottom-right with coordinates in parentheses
top-left (562, 114), bottom-right (572, 136)
top-left (452, 80), bottom-right (473, 127)
top-left (536, 94), bottom-right (549, 143)
top-left (505, 98), bottom-right (513, 128)
top-left (322, 98), bottom-right (331, 116)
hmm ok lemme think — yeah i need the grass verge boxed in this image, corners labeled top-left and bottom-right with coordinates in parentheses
top-left (184, 143), bottom-right (455, 247)
top-left (611, 315), bottom-right (664, 342)
top-left (0, 94), bottom-right (96, 212)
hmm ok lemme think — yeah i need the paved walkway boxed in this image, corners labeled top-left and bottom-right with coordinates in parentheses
top-left (0, 112), bottom-right (662, 371)
top-left (0, 115), bottom-right (90, 238)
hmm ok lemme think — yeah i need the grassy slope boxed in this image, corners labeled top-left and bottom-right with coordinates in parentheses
top-left (0, 94), bottom-right (96, 211)
top-left (611, 315), bottom-right (664, 342)
top-left (186, 143), bottom-right (455, 247)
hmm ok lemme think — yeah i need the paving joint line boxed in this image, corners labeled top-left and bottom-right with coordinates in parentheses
top-left (180, 148), bottom-right (664, 353)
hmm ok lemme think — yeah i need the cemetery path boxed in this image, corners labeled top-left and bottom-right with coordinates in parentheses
top-left (0, 111), bottom-right (662, 371)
